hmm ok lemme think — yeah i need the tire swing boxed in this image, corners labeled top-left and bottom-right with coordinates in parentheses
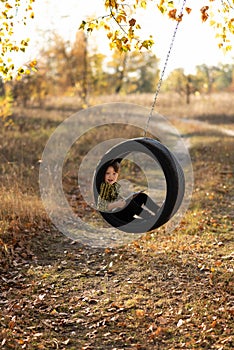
top-left (93, 138), bottom-right (185, 233)
top-left (93, 0), bottom-right (187, 234)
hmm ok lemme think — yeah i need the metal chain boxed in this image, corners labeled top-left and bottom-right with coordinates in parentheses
top-left (144, 0), bottom-right (187, 137)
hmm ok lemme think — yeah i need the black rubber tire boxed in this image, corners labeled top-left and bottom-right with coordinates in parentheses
top-left (93, 137), bottom-right (185, 233)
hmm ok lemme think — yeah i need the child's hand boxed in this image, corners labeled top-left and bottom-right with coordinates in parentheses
top-left (116, 199), bottom-right (126, 208)
top-left (107, 199), bottom-right (126, 211)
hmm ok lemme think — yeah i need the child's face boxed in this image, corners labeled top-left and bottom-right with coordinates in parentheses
top-left (104, 166), bottom-right (119, 185)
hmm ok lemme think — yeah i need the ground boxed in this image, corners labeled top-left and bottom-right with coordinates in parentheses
top-left (0, 93), bottom-right (233, 349)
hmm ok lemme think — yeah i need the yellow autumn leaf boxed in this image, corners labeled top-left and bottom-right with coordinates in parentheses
top-left (109, 42), bottom-right (115, 49)
top-left (105, 0), bottom-right (118, 9)
top-left (228, 18), bottom-right (234, 34)
top-left (136, 309), bottom-right (145, 318)
top-left (116, 14), bottom-right (126, 23)
top-left (104, 24), bottom-right (110, 30)
top-left (29, 59), bottom-right (37, 67)
top-left (158, 0), bottom-right (165, 6)
top-left (50, 309), bottom-right (58, 315)
top-left (225, 45), bottom-right (232, 51)
top-left (129, 18), bottom-right (136, 26)
top-left (168, 1), bottom-right (174, 8)
top-left (158, 4), bottom-right (166, 14)
top-left (79, 20), bottom-right (86, 30)
top-left (5, 3), bottom-right (13, 9)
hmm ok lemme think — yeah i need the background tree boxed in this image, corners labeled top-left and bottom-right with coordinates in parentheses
top-left (163, 62), bottom-right (234, 99)
top-left (0, 78), bottom-right (5, 97)
top-left (195, 63), bottom-right (233, 93)
top-left (163, 68), bottom-right (201, 103)
top-left (211, 63), bottom-right (233, 91)
top-left (196, 64), bottom-right (218, 94)
top-left (37, 31), bottom-right (90, 101)
top-left (0, 0), bottom-right (37, 120)
top-left (229, 65), bottom-right (234, 91)
top-left (130, 51), bottom-right (159, 93)
top-left (10, 30), bottom-right (111, 104)
top-left (11, 68), bottom-right (48, 107)
top-left (89, 52), bottom-right (109, 95)
top-left (106, 50), bottom-right (159, 93)
top-left (106, 51), bottom-right (128, 93)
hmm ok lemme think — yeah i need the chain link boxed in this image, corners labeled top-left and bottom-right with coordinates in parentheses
top-left (144, 0), bottom-right (187, 137)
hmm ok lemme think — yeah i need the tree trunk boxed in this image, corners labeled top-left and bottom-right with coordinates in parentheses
top-left (115, 53), bottom-right (127, 94)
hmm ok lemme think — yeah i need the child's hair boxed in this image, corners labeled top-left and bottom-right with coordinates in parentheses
top-left (107, 160), bottom-right (120, 173)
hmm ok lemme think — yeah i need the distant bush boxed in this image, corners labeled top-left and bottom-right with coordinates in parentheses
top-left (0, 86), bottom-right (13, 126)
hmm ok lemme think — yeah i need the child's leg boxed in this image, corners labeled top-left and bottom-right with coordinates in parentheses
top-left (112, 193), bottom-right (159, 222)
top-left (113, 206), bottom-right (135, 222)
top-left (124, 193), bottom-right (148, 217)
top-left (131, 193), bottom-right (160, 216)
top-left (143, 195), bottom-right (160, 213)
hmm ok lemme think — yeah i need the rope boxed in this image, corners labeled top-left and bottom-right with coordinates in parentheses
top-left (144, 0), bottom-right (187, 137)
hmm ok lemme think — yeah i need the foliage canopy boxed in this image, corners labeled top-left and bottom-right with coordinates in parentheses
top-left (80, 0), bottom-right (234, 53)
top-left (1, 0), bottom-right (234, 81)
top-left (0, 0), bottom-right (36, 81)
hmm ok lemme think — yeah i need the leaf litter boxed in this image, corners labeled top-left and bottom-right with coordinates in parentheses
top-left (0, 113), bottom-right (233, 349)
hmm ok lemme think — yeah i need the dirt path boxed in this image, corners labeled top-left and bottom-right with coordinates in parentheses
top-left (181, 117), bottom-right (234, 137)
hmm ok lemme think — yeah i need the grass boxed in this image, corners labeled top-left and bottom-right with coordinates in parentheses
top-left (0, 92), bottom-right (233, 349)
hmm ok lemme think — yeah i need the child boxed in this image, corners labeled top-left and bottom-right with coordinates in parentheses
top-left (97, 161), bottom-right (126, 212)
top-left (97, 160), bottom-right (159, 222)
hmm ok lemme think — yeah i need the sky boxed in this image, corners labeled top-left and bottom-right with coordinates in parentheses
top-left (14, 0), bottom-right (234, 76)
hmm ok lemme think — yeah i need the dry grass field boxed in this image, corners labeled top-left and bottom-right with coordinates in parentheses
top-left (0, 92), bottom-right (233, 349)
